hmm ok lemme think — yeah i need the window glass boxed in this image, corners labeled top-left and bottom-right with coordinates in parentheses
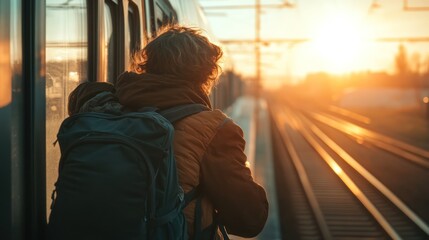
top-left (127, 4), bottom-right (140, 57)
top-left (1, 0), bottom-right (23, 236)
top-left (0, 1), bottom-right (14, 109)
top-left (154, 3), bottom-right (169, 31)
top-left (104, 2), bottom-right (115, 82)
top-left (45, 0), bottom-right (87, 216)
top-left (11, 0), bottom-right (23, 157)
top-left (127, 9), bottom-right (134, 54)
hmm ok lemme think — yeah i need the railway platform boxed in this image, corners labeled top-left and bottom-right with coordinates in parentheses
top-left (226, 96), bottom-right (281, 240)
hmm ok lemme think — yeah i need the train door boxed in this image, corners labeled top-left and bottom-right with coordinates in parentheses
top-left (44, 0), bottom-right (144, 225)
top-left (44, 0), bottom-right (180, 233)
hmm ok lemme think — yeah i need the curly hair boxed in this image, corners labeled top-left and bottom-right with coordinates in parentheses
top-left (130, 25), bottom-right (223, 94)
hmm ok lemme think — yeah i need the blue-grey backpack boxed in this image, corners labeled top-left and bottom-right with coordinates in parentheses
top-left (47, 104), bottom-right (209, 240)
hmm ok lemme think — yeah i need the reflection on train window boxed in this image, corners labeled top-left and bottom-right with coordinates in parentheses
top-left (127, 3), bottom-right (140, 58)
top-left (1, 0), bottom-right (22, 108)
top-left (155, 3), bottom-right (170, 31)
top-left (45, 0), bottom-right (87, 216)
top-left (104, 1), bottom-right (117, 83)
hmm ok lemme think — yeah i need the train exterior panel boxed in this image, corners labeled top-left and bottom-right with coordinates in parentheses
top-left (0, 1), bottom-right (243, 239)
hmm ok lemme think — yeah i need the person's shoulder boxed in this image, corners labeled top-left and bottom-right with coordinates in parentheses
top-left (197, 110), bottom-right (244, 135)
top-left (194, 109), bottom-right (234, 127)
top-left (197, 109), bottom-right (226, 120)
top-left (178, 109), bottom-right (235, 131)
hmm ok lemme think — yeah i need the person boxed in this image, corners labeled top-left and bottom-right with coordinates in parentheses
top-left (115, 25), bottom-right (268, 239)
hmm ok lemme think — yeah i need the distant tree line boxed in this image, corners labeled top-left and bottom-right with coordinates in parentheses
top-left (286, 44), bottom-right (429, 102)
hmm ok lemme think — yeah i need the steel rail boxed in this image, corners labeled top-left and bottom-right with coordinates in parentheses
top-left (288, 111), bottom-right (403, 240)
top-left (299, 112), bottom-right (429, 236)
top-left (327, 105), bottom-right (371, 124)
top-left (273, 106), bottom-right (333, 240)
top-left (313, 112), bottom-right (429, 158)
top-left (310, 112), bottom-right (429, 168)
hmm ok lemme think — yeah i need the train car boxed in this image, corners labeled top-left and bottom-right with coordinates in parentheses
top-left (0, 1), bottom-right (243, 239)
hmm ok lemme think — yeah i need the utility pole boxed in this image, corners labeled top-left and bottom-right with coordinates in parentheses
top-left (253, 0), bottom-right (261, 129)
top-left (201, 1), bottom-right (295, 98)
top-left (202, 1), bottom-right (295, 128)
top-left (255, 0), bottom-right (261, 100)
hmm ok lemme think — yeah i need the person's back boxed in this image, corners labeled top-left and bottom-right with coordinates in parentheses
top-left (48, 81), bottom-right (200, 239)
top-left (116, 25), bottom-right (268, 239)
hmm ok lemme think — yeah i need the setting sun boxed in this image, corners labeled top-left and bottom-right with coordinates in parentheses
top-left (311, 13), bottom-right (366, 73)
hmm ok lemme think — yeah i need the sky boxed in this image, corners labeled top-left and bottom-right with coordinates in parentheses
top-left (198, 0), bottom-right (429, 88)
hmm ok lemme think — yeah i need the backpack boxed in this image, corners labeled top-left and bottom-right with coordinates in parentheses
top-left (48, 104), bottom-right (210, 240)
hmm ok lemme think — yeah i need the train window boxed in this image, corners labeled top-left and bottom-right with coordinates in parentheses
top-left (154, 3), bottom-right (169, 30)
top-left (45, 0), bottom-right (88, 215)
top-left (147, 0), bottom-right (177, 36)
top-left (127, 3), bottom-right (140, 57)
top-left (104, 1), bottom-right (116, 82)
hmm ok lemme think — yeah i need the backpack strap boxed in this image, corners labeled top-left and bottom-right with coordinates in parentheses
top-left (184, 186), bottom-right (200, 206)
top-left (198, 210), bottom-right (230, 240)
top-left (159, 104), bottom-right (210, 123)
top-left (160, 104), bottom-right (221, 239)
top-left (185, 187), bottom-right (230, 240)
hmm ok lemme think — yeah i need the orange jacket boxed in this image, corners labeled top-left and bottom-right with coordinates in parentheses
top-left (116, 72), bottom-right (268, 239)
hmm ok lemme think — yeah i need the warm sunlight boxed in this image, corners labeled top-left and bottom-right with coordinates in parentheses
top-left (311, 13), bottom-right (366, 73)
top-left (0, 41), bottom-right (11, 107)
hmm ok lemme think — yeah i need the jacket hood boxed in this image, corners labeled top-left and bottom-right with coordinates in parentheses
top-left (115, 72), bottom-right (212, 110)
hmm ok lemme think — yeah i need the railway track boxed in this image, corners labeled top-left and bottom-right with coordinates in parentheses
top-left (271, 104), bottom-right (429, 240)
top-left (308, 110), bottom-right (429, 169)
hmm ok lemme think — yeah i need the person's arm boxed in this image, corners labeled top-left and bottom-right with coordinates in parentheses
top-left (200, 119), bottom-right (268, 237)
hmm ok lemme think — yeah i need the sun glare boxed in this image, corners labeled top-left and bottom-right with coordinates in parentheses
top-left (311, 13), bottom-right (366, 73)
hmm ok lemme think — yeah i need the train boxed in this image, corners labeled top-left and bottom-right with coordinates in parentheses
top-left (0, 1), bottom-right (244, 239)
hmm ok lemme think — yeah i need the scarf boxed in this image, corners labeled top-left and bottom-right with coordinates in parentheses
top-left (115, 72), bottom-right (212, 110)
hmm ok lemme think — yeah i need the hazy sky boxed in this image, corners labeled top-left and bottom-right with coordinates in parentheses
top-left (198, 0), bottom-right (429, 87)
